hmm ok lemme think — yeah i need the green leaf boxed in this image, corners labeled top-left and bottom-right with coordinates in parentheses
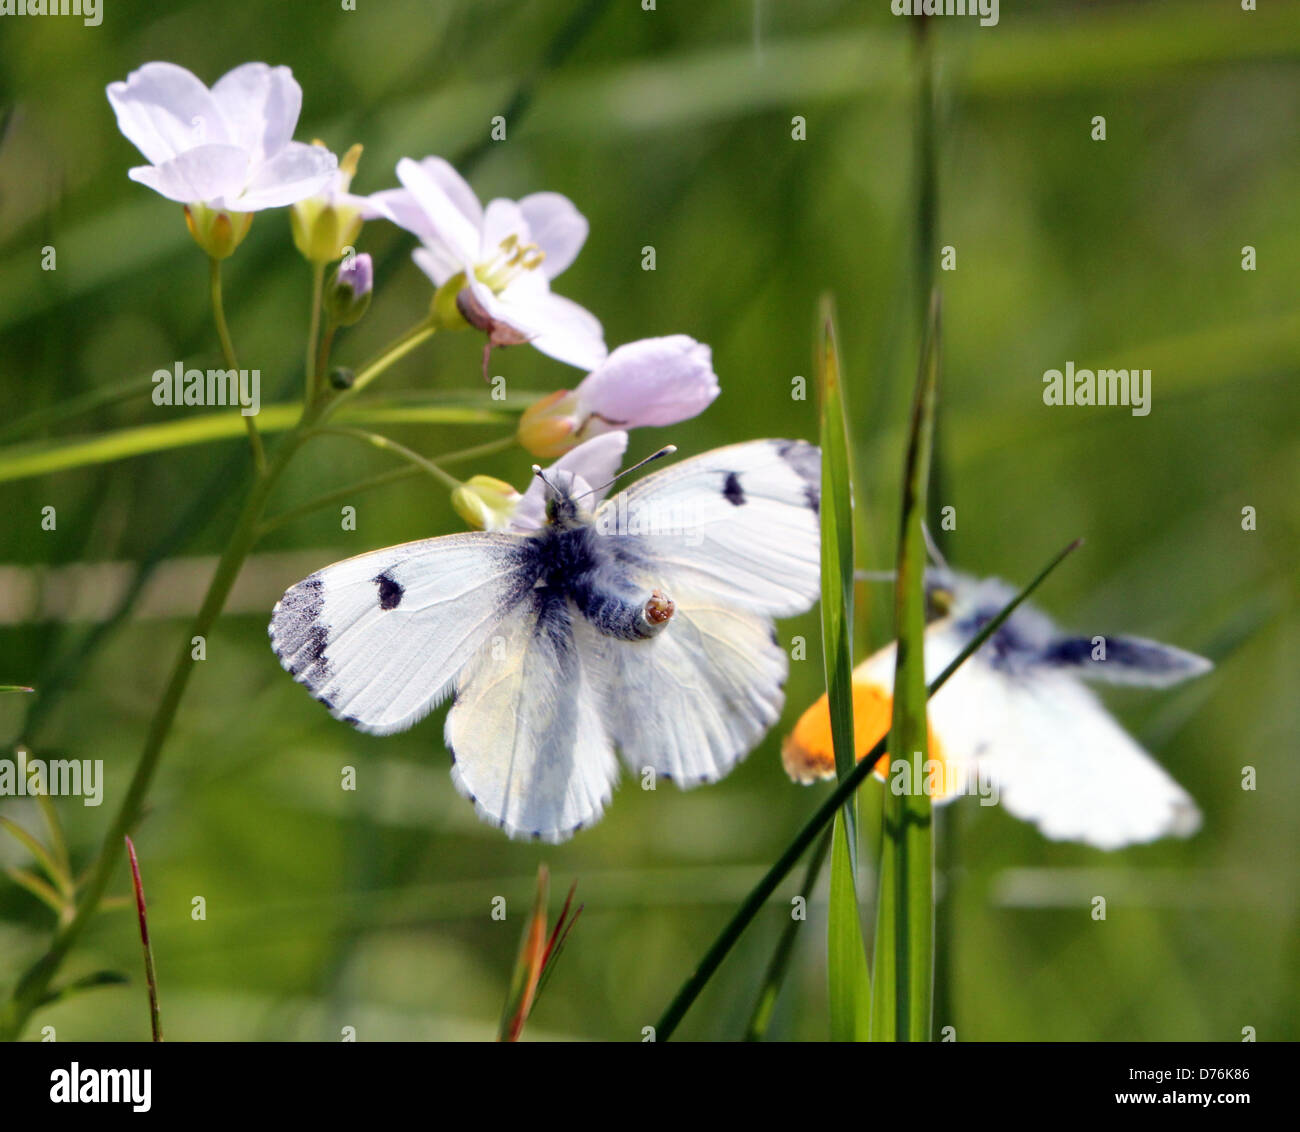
top-left (829, 811), bottom-right (872, 1041)
top-left (871, 290), bottom-right (941, 1043)
top-left (744, 825), bottom-right (831, 1042)
top-left (0, 816), bottom-right (69, 897)
top-left (36, 971), bottom-right (130, 1009)
top-left (817, 298), bottom-right (871, 1041)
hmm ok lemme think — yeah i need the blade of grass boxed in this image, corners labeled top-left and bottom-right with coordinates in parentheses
top-left (744, 824), bottom-right (832, 1041)
top-left (36, 970), bottom-right (129, 1009)
top-left (829, 810), bottom-right (871, 1040)
top-left (0, 816), bottom-right (69, 898)
top-left (654, 536), bottom-right (1081, 1040)
top-left (818, 299), bottom-right (871, 1041)
top-left (871, 289), bottom-right (942, 1043)
top-left (5, 868), bottom-right (64, 915)
top-left (124, 837), bottom-right (163, 1042)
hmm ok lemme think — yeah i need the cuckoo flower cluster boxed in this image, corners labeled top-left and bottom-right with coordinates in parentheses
top-left (106, 60), bottom-right (720, 525)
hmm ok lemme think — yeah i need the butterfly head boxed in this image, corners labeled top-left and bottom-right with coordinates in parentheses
top-left (535, 467), bottom-right (594, 529)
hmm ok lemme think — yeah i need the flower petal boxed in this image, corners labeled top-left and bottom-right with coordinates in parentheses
top-left (480, 197), bottom-right (528, 260)
top-left (234, 140), bottom-right (337, 210)
top-left (210, 62), bottom-right (303, 163)
top-left (395, 156), bottom-right (481, 271)
top-left (411, 245), bottom-right (460, 289)
top-left (511, 431), bottom-right (629, 531)
top-left (369, 187), bottom-right (436, 243)
top-left (106, 62), bottom-right (227, 166)
top-left (518, 192), bottom-right (588, 279)
top-left (127, 144), bottom-right (250, 205)
top-left (575, 336), bottom-right (719, 427)
top-left (484, 272), bottom-right (607, 371)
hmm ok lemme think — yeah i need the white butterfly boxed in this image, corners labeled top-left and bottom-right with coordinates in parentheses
top-left (783, 570), bottom-right (1212, 849)
top-left (270, 438), bottom-right (822, 841)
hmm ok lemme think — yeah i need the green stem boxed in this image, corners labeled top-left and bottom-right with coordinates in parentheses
top-left (314, 426), bottom-right (462, 491)
top-left (325, 319), bottom-right (437, 416)
top-left (305, 262), bottom-right (326, 404)
top-left (209, 256), bottom-right (266, 475)
top-left (653, 537), bottom-right (1082, 1041)
top-left (256, 434), bottom-right (517, 537)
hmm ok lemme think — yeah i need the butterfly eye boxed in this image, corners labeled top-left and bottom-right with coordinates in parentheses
top-left (643, 590), bottom-right (675, 630)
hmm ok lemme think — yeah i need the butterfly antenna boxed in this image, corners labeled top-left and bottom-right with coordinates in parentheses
top-left (575, 445), bottom-right (677, 502)
top-left (531, 464), bottom-right (560, 497)
top-left (921, 521), bottom-right (950, 571)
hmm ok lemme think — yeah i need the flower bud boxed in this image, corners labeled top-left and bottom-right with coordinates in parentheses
top-left (324, 253), bottom-right (373, 327)
top-left (517, 388), bottom-right (581, 459)
top-left (451, 475), bottom-right (522, 531)
top-left (290, 143), bottom-right (371, 263)
top-left (184, 203), bottom-right (253, 260)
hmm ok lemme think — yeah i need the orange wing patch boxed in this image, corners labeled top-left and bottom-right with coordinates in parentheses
top-left (781, 677), bottom-right (954, 799)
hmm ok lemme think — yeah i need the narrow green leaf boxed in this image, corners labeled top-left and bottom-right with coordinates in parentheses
top-left (744, 825), bottom-right (832, 1042)
top-left (829, 811), bottom-right (872, 1041)
top-left (0, 816), bottom-right (69, 896)
top-left (36, 970), bottom-right (130, 1009)
top-left (871, 290), bottom-right (942, 1043)
top-left (818, 298), bottom-right (872, 1041)
top-left (5, 867), bottom-right (64, 914)
top-left (0, 685), bottom-right (35, 694)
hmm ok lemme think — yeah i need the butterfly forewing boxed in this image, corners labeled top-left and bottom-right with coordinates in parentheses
top-left (596, 438), bottom-right (821, 617)
top-left (269, 532), bottom-right (534, 735)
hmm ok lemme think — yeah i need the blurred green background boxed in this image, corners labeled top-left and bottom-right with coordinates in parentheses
top-left (1, 0), bottom-right (1297, 1041)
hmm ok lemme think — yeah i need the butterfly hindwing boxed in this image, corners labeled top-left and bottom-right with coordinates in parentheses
top-left (269, 532), bottom-right (533, 736)
top-left (445, 591), bottom-right (619, 841)
top-left (576, 585), bottom-right (790, 786)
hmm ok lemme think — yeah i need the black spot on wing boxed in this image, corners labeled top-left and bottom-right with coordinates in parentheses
top-left (723, 471), bottom-right (746, 506)
top-left (374, 571), bottom-right (404, 611)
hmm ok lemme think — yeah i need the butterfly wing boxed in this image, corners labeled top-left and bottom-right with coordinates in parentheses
top-left (575, 584), bottom-right (790, 785)
top-left (976, 666), bottom-right (1202, 849)
top-left (583, 438), bottom-right (819, 784)
top-left (781, 626), bottom-right (983, 800)
top-left (269, 532), bottom-right (534, 736)
top-left (782, 621), bottom-right (1201, 848)
top-left (597, 438), bottom-right (821, 617)
top-left (445, 592), bottom-right (618, 841)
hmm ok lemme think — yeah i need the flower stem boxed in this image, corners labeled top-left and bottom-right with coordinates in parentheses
top-left (314, 425), bottom-right (462, 491)
top-left (305, 262), bottom-right (326, 404)
top-left (210, 256), bottom-right (267, 475)
top-left (256, 434), bottom-right (517, 537)
top-left (326, 318), bottom-right (437, 415)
